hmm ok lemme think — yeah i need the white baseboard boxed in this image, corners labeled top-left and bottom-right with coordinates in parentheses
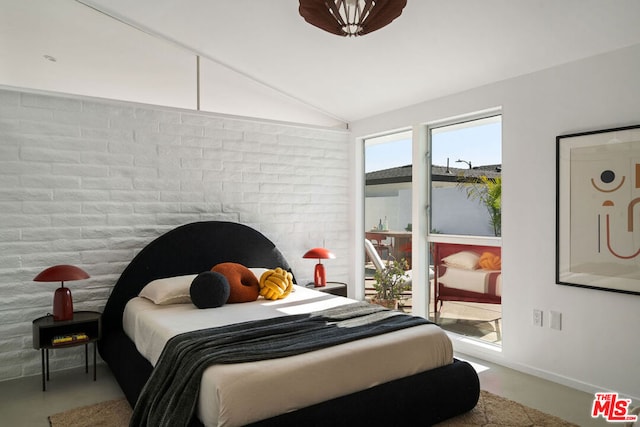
top-left (450, 333), bottom-right (640, 403)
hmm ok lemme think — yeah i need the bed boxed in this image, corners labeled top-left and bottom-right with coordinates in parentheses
top-left (432, 242), bottom-right (502, 316)
top-left (98, 221), bottom-right (480, 426)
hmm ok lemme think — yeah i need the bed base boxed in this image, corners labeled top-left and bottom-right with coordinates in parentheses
top-left (247, 358), bottom-right (479, 426)
top-left (98, 221), bottom-right (480, 425)
top-left (101, 328), bottom-right (479, 426)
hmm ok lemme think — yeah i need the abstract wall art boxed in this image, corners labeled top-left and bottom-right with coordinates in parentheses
top-left (556, 124), bottom-right (640, 295)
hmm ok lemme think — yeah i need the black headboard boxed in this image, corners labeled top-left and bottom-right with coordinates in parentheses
top-left (100, 221), bottom-right (293, 339)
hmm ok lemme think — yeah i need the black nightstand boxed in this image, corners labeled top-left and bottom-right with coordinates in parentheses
top-left (306, 282), bottom-right (347, 297)
top-left (32, 310), bottom-right (101, 391)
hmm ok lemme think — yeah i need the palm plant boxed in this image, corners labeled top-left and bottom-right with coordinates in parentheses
top-left (461, 175), bottom-right (501, 236)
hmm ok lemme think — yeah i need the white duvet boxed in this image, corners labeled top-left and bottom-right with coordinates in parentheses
top-left (124, 285), bottom-right (453, 426)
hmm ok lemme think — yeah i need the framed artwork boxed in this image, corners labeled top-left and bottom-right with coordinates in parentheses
top-left (556, 124), bottom-right (640, 295)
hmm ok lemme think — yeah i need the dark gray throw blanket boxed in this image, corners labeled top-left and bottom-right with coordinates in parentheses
top-left (130, 301), bottom-right (431, 427)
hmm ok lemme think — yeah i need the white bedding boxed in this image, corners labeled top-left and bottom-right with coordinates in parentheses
top-left (438, 267), bottom-right (502, 296)
top-left (124, 285), bottom-right (453, 426)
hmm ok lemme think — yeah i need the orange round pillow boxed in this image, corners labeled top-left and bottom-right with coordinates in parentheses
top-left (211, 262), bottom-right (259, 303)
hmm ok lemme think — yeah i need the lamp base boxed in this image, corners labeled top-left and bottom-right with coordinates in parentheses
top-left (53, 286), bottom-right (73, 321)
top-left (314, 263), bottom-right (326, 287)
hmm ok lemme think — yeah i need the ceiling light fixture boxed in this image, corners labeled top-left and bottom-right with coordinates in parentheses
top-left (299, 0), bottom-right (407, 37)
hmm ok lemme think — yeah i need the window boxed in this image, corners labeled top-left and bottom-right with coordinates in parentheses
top-left (363, 130), bottom-right (413, 308)
top-left (429, 115), bottom-right (502, 237)
top-left (428, 114), bottom-right (502, 346)
top-left (359, 114), bottom-right (503, 346)
top-left (364, 131), bottom-right (412, 235)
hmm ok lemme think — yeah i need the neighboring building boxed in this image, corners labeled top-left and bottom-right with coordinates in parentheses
top-left (366, 164), bottom-right (501, 236)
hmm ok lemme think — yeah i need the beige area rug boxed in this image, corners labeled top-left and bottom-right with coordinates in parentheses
top-left (48, 398), bottom-right (131, 427)
top-left (435, 390), bottom-right (577, 426)
top-left (49, 390), bottom-right (577, 427)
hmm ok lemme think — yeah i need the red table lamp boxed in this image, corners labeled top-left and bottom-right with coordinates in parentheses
top-left (303, 247), bottom-right (335, 287)
top-left (34, 264), bottom-right (90, 321)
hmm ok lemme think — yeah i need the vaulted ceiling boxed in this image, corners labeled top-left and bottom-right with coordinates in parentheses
top-left (3, 0), bottom-right (640, 127)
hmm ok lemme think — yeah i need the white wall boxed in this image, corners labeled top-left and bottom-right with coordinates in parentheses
top-left (0, 87), bottom-right (350, 381)
top-left (366, 186), bottom-right (492, 236)
top-left (350, 44), bottom-right (640, 400)
top-left (432, 186), bottom-right (493, 236)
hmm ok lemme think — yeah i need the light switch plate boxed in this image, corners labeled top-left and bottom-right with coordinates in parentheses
top-left (550, 310), bottom-right (562, 330)
top-left (533, 309), bottom-right (543, 327)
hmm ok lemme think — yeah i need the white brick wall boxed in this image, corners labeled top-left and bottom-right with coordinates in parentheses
top-left (0, 87), bottom-right (350, 381)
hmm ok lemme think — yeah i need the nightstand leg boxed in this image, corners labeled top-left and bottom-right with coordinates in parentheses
top-left (45, 349), bottom-right (49, 381)
top-left (41, 349), bottom-right (45, 391)
top-left (93, 342), bottom-right (97, 381)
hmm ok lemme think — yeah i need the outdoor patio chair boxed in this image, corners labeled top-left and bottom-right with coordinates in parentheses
top-left (366, 233), bottom-right (392, 260)
top-left (365, 239), bottom-right (412, 287)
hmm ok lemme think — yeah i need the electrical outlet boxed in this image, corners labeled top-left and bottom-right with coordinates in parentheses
top-left (550, 311), bottom-right (562, 330)
top-left (533, 309), bottom-right (543, 327)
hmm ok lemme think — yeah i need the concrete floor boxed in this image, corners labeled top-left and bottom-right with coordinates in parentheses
top-left (0, 364), bottom-right (123, 427)
top-left (365, 275), bottom-right (503, 345)
top-left (0, 354), bottom-right (614, 426)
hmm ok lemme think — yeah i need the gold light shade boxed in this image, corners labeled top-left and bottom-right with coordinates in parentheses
top-left (299, 0), bottom-right (407, 37)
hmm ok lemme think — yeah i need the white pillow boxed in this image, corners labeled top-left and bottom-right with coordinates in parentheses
top-left (442, 251), bottom-right (480, 270)
top-left (139, 274), bottom-right (197, 305)
top-left (248, 268), bottom-right (269, 282)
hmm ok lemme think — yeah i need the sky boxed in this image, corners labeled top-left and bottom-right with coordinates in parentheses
top-left (365, 119), bottom-right (502, 173)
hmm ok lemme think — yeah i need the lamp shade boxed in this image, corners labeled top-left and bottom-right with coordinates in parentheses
top-left (34, 264), bottom-right (90, 283)
top-left (299, 0), bottom-right (406, 37)
top-left (34, 265), bottom-right (89, 321)
top-left (303, 247), bottom-right (336, 260)
top-left (303, 248), bottom-right (335, 287)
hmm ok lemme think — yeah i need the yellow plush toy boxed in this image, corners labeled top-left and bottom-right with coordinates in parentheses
top-left (259, 268), bottom-right (294, 300)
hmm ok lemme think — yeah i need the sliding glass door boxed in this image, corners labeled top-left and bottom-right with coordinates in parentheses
top-left (360, 113), bottom-right (502, 347)
top-left (428, 114), bottom-right (502, 345)
top-left (363, 130), bottom-right (413, 310)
